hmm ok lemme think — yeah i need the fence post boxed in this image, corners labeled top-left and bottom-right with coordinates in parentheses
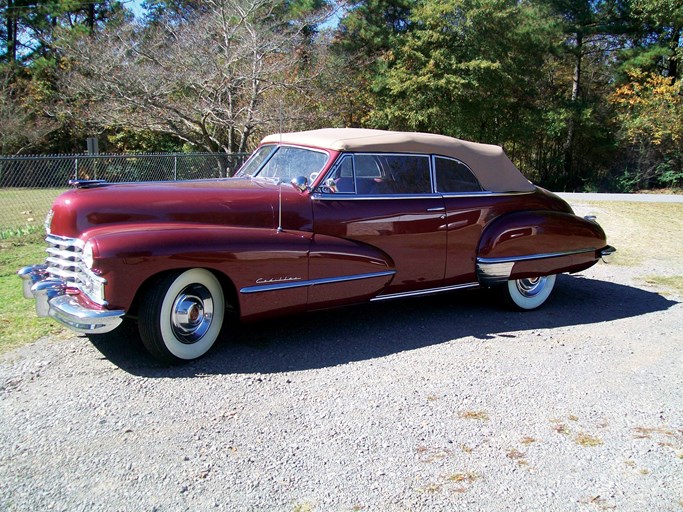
top-left (174, 155), bottom-right (178, 181)
top-left (74, 157), bottom-right (78, 181)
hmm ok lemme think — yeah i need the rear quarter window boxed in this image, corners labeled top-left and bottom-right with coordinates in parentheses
top-left (434, 156), bottom-right (483, 193)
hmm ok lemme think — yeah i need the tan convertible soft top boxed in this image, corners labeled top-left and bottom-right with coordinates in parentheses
top-left (261, 128), bottom-right (534, 193)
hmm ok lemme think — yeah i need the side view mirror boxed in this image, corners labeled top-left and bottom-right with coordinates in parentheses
top-left (291, 176), bottom-right (309, 192)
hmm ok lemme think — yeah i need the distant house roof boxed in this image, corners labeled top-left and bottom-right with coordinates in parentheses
top-left (261, 128), bottom-right (534, 193)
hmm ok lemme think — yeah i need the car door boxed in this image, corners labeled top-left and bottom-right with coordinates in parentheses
top-left (433, 155), bottom-right (489, 285)
top-left (310, 153), bottom-right (447, 301)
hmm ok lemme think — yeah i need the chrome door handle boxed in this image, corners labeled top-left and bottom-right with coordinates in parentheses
top-left (426, 207), bottom-right (445, 212)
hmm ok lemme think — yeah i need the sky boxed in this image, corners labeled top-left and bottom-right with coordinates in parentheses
top-left (125, 0), bottom-right (146, 19)
top-left (123, 1), bottom-right (344, 26)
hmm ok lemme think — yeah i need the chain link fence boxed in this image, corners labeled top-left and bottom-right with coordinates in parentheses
top-left (0, 152), bottom-right (248, 237)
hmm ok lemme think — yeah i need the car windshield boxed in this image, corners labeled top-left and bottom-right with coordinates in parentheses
top-left (236, 145), bottom-right (328, 182)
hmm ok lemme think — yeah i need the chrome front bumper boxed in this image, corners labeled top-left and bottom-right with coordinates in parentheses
top-left (18, 265), bottom-right (125, 334)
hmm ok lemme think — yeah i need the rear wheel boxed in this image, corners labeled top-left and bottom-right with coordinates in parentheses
top-left (503, 274), bottom-right (556, 310)
top-left (138, 269), bottom-right (225, 364)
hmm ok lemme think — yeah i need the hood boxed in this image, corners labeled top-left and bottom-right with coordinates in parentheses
top-left (48, 178), bottom-right (309, 238)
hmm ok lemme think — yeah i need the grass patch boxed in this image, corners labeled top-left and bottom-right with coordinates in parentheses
top-left (643, 275), bottom-right (683, 295)
top-left (458, 410), bottom-right (489, 421)
top-left (575, 202), bottom-right (683, 268)
top-left (447, 472), bottom-right (479, 484)
top-left (568, 201), bottom-right (683, 295)
top-left (550, 419), bottom-right (570, 435)
top-left (0, 188), bottom-right (66, 234)
top-left (416, 446), bottom-right (452, 463)
top-left (1, 224), bottom-right (44, 240)
top-left (632, 426), bottom-right (676, 439)
top-left (0, 236), bottom-right (65, 353)
top-left (506, 448), bottom-right (526, 460)
top-left (292, 502), bottom-right (316, 512)
top-left (574, 432), bottom-right (603, 447)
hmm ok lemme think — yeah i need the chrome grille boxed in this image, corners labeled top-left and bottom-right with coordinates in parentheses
top-left (45, 235), bottom-right (106, 305)
top-left (46, 235), bottom-right (85, 284)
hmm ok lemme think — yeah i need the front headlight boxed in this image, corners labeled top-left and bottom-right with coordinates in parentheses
top-left (82, 241), bottom-right (95, 269)
top-left (80, 239), bottom-right (107, 305)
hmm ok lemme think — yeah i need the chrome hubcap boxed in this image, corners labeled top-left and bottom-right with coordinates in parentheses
top-left (515, 276), bottom-right (547, 297)
top-left (170, 284), bottom-right (214, 344)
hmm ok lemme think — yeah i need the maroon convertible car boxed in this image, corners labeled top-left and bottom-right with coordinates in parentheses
top-left (19, 128), bottom-right (615, 363)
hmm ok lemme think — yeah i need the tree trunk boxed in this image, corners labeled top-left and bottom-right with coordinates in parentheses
top-left (6, 0), bottom-right (16, 62)
top-left (563, 32), bottom-right (582, 188)
top-left (669, 25), bottom-right (681, 80)
top-left (87, 2), bottom-right (96, 35)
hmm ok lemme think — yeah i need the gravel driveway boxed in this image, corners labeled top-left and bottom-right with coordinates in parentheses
top-left (2, 199), bottom-right (682, 511)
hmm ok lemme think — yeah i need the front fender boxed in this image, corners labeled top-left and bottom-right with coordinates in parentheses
top-left (86, 224), bottom-right (311, 316)
top-left (476, 211), bottom-right (608, 285)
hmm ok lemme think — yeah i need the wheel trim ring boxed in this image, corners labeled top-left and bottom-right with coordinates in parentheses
top-left (170, 285), bottom-right (214, 345)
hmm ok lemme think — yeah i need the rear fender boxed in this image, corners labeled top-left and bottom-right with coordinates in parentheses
top-left (476, 211), bottom-right (607, 286)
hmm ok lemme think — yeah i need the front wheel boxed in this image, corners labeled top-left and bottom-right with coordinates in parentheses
top-left (138, 269), bottom-right (225, 364)
top-left (503, 274), bottom-right (556, 310)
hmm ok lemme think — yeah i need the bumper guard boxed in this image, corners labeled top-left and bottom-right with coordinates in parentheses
top-left (18, 265), bottom-right (125, 334)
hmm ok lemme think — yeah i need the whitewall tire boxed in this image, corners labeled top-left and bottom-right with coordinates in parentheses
top-left (139, 269), bottom-right (225, 364)
top-left (504, 274), bottom-right (556, 310)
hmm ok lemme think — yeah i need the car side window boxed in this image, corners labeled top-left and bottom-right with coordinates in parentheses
top-left (378, 155), bottom-right (432, 194)
top-left (319, 153), bottom-right (433, 195)
top-left (354, 155), bottom-right (382, 178)
top-left (324, 155), bottom-right (356, 193)
top-left (434, 156), bottom-right (483, 193)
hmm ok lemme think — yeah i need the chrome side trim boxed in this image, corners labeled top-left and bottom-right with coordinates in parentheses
top-left (476, 247), bottom-right (596, 285)
top-left (442, 190), bottom-right (535, 199)
top-left (371, 282), bottom-right (480, 302)
top-left (600, 245), bottom-right (616, 263)
top-left (312, 190), bottom-right (535, 201)
top-left (478, 248), bottom-right (595, 265)
top-left (240, 270), bottom-right (396, 294)
top-left (475, 261), bottom-right (515, 286)
top-left (312, 193), bottom-right (441, 201)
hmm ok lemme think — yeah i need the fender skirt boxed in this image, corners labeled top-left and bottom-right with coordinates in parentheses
top-left (476, 210), bottom-right (611, 286)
